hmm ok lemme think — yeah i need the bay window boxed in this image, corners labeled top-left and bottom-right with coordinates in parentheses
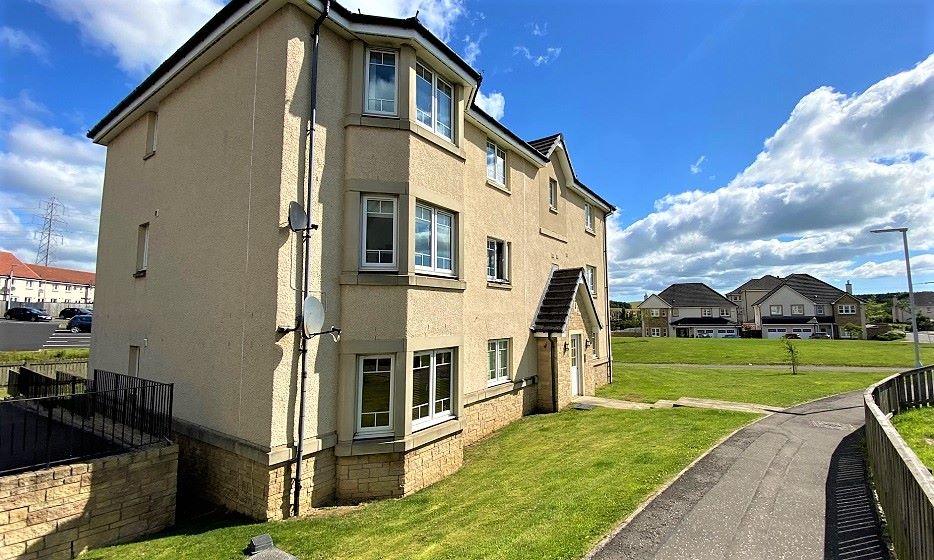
top-left (486, 141), bottom-right (506, 186)
top-left (487, 339), bottom-right (509, 385)
top-left (415, 61), bottom-right (454, 140)
top-left (412, 349), bottom-right (453, 428)
top-left (415, 203), bottom-right (455, 275)
top-left (357, 355), bottom-right (393, 435)
top-left (487, 238), bottom-right (509, 283)
top-left (365, 49), bottom-right (397, 115)
top-left (361, 196), bottom-right (397, 269)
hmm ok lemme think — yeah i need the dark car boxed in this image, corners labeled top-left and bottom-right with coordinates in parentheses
top-left (810, 332), bottom-right (832, 340)
top-left (66, 314), bottom-right (92, 333)
top-left (782, 333), bottom-right (801, 339)
top-left (59, 307), bottom-right (92, 319)
top-left (3, 307), bottom-right (53, 322)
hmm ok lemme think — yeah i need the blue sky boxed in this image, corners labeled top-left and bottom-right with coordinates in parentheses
top-left (1, 0), bottom-right (932, 301)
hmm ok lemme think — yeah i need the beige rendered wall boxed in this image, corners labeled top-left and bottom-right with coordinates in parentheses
top-left (90, 8), bottom-right (299, 449)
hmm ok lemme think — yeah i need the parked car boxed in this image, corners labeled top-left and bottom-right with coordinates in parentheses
top-left (810, 332), bottom-right (831, 340)
top-left (66, 314), bottom-right (92, 333)
top-left (782, 333), bottom-right (801, 339)
top-left (3, 307), bottom-right (53, 322)
top-left (722, 334), bottom-right (740, 339)
top-left (59, 307), bottom-right (92, 319)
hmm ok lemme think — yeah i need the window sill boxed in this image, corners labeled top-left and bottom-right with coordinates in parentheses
top-left (539, 226), bottom-right (568, 244)
top-left (143, 150), bottom-right (156, 161)
top-left (133, 270), bottom-right (147, 278)
top-left (464, 375), bottom-right (537, 406)
top-left (549, 207), bottom-right (559, 214)
top-left (341, 272), bottom-right (466, 291)
top-left (486, 179), bottom-right (510, 194)
top-left (412, 414), bottom-right (453, 433)
top-left (337, 418), bottom-right (462, 457)
top-left (585, 227), bottom-right (596, 237)
top-left (486, 281), bottom-right (512, 290)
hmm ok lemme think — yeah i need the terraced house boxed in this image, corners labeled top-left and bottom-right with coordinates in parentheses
top-left (87, 0), bottom-right (613, 520)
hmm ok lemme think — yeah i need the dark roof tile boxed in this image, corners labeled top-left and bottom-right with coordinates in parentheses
top-left (656, 283), bottom-right (736, 308)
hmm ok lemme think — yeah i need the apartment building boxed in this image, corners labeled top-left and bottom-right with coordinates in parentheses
top-left (726, 274), bottom-right (782, 325)
top-left (637, 283), bottom-right (739, 338)
top-left (87, 0), bottom-right (613, 520)
top-left (0, 250), bottom-right (96, 311)
top-left (753, 275), bottom-right (866, 339)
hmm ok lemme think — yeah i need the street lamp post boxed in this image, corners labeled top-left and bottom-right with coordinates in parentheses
top-left (871, 227), bottom-right (922, 368)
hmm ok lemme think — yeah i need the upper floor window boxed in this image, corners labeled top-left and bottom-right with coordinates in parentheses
top-left (584, 203), bottom-right (594, 231)
top-left (720, 308), bottom-right (730, 316)
top-left (838, 304), bottom-right (856, 315)
top-left (366, 49), bottom-right (397, 116)
top-left (415, 202), bottom-right (455, 276)
top-left (144, 111), bottom-right (158, 158)
top-left (584, 265), bottom-right (597, 297)
top-left (791, 304), bottom-right (804, 315)
top-left (487, 238), bottom-right (509, 283)
top-left (731, 295), bottom-right (741, 302)
top-left (358, 355), bottom-right (393, 435)
top-left (671, 308), bottom-right (679, 316)
top-left (815, 305), bottom-right (825, 315)
top-left (488, 339), bottom-right (509, 385)
top-left (361, 196), bottom-right (396, 270)
top-left (412, 349), bottom-right (454, 429)
top-left (548, 179), bottom-right (558, 211)
top-left (702, 308), bottom-right (712, 317)
top-left (770, 305), bottom-right (783, 316)
top-left (135, 223), bottom-right (150, 277)
top-left (650, 309), bottom-right (660, 317)
top-left (486, 141), bottom-right (506, 186)
top-left (415, 61), bottom-right (454, 140)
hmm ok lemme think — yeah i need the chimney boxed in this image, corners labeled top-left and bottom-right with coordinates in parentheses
top-left (845, 281), bottom-right (852, 295)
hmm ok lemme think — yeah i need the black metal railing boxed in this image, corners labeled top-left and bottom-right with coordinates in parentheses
top-left (0, 369), bottom-right (173, 475)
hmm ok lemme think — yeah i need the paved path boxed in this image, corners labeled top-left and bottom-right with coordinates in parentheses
top-left (619, 362), bottom-right (900, 372)
top-left (590, 391), bottom-right (890, 560)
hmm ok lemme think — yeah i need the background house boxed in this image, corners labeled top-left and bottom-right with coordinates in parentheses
top-left (726, 275), bottom-right (783, 326)
top-left (0, 250), bottom-right (95, 314)
top-left (753, 275), bottom-right (866, 338)
top-left (637, 283), bottom-right (739, 338)
top-left (892, 292), bottom-right (934, 323)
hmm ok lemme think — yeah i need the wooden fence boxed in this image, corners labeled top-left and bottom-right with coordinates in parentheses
top-left (0, 359), bottom-right (87, 379)
top-left (864, 364), bottom-right (934, 560)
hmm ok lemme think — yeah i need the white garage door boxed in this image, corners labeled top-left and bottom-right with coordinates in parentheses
top-left (765, 327), bottom-right (787, 339)
top-left (791, 327), bottom-right (814, 339)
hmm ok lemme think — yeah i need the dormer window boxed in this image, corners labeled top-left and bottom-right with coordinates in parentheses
top-left (415, 61), bottom-right (454, 141)
top-left (365, 49), bottom-right (397, 116)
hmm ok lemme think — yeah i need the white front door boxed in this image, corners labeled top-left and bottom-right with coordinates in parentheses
top-left (570, 334), bottom-right (582, 396)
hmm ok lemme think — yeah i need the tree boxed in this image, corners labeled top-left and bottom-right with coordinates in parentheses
top-left (864, 297), bottom-right (892, 324)
top-left (784, 339), bottom-right (799, 375)
top-left (842, 323), bottom-right (862, 339)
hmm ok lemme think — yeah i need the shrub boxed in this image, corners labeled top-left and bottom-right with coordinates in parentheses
top-left (874, 330), bottom-right (905, 341)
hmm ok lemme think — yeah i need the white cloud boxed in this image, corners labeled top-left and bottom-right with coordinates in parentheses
top-left (0, 122), bottom-right (105, 271)
top-left (37, 0), bottom-right (223, 74)
top-left (690, 155), bottom-right (706, 174)
top-left (462, 33), bottom-right (484, 66)
top-left (475, 90), bottom-right (505, 120)
top-left (341, 0), bottom-right (465, 42)
top-left (529, 22), bottom-right (548, 36)
top-left (0, 27), bottom-right (48, 61)
top-left (0, 91), bottom-right (50, 118)
top-left (610, 55), bottom-right (934, 300)
top-left (513, 45), bottom-right (561, 66)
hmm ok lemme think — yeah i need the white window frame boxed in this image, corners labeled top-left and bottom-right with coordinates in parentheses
top-left (671, 308), bottom-right (679, 316)
top-left (412, 348), bottom-right (454, 430)
top-left (838, 304), bottom-right (856, 315)
top-left (650, 327), bottom-right (661, 337)
top-left (487, 339), bottom-right (509, 386)
top-left (770, 305), bottom-right (783, 316)
top-left (584, 265), bottom-right (597, 297)
top-left (719, 308), bottom-right (730, 316)
top-left (584, 202), bottom-right (594, 232)
top-left (357, 355), bottom-right (394, 436)
top-left (136, 223), bottom-right (150, 275)
top-left (486, 140), bottom-right (506, 186)
top-left (360, 195), bottom-right (397, 271)
top-left (414, 61), bottom-right (454, 141)
top-left (702, 308), bottom-right (712, 317)
top-left (650, 309), bottom-right (660, 317)
top-left (414, 202), bottom-right (456, 276)
top-left (486, 238), bottom-right (509, 283)
top-left (364, 48), bottom-right (398, 116)
top-left (790, 304), bottom-right (804, 315)
top-left (548, 178), bottom-right (558, 211)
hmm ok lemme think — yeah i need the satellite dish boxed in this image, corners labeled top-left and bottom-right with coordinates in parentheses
top-left (288, 201), bottom-right (310, 232)
top-left (302, 295), bottom-right (325, 338)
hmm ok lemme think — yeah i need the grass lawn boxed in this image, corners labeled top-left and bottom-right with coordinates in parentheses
top-left (613, 337), bottom-right (933, 368)
top-left (892, 406), bottom-right (934, 470)
top-left (0, 348), bottom-right (89, 363)
top-left (597, 364), bottom-right (891, 407)
top-left (84, 407), bottom-right (757, 560)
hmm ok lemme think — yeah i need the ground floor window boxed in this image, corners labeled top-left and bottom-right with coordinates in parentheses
top-left (487, 339), bottom-right (509, 385)
top-left (412, 348), bottom-right (453, 429)
top-left (358, 355), bottom-right (393, 435)
top-left (650, 327), bottom-right (661, 337)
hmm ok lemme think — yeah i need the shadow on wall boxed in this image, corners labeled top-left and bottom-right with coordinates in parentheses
top-left (823, 429), bottom-right (890, 560)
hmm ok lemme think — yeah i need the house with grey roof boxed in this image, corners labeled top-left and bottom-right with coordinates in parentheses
top-left (726, 274), bottom-right (783, 325)
top-left (752, 274), bottom-right (866, 339)
top-left (637, 283), bottom-right (739, 338)
top-left (892, 291), bottom-right (934, 323)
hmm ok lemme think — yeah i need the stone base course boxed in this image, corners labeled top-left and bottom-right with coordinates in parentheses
top-left (462, 384), bottom-right (537, 446)
top-left (0, 443), bottom-right (177, 560)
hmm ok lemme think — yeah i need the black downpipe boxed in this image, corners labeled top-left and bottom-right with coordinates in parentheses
top-left (549, 336), bottom-right (558, 412)
top-left (603, 217), bottom-right (613, 384)
top-left (294, 0), bottom-right (331, 518)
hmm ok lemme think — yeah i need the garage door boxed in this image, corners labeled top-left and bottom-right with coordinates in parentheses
top-left (791, 327), bottom-right (813, 339)
top-left (765, 327), bottom-right (787, 339)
